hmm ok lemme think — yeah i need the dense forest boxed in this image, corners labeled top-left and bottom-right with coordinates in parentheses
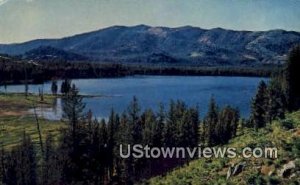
top-left (0, 55), bottom-right (278, 85)
top-left (0, 45), bottom-right (299, 184)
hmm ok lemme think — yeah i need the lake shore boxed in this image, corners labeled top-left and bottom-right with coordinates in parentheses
top-left (1, 76), bottom-right (267, 119)
top-left (0, 93), bottom-right (65, 149)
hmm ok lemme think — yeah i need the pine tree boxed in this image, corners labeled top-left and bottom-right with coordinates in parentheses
top-left (266, 78), bottom-right (285, 123)
top-left (218, 106), bottom-right (239, 144)
top-left (62, 84), bottom-right (85, 137)
top-left (174, 101), bottom-right (187, 146)
top-left (43, 133), bottom-right (59, 185)
top-left (189, 107), bottom-right (200, 147)
top-left (118, 113), bottom-right (134, 185)
top-left (229, 108), bottom-right (239, 138)
top-left (117, 113), bottom-right (131, 184)
top-left (99, 119), bottom-right (109, 184)
top-left (142, 109), bottom-right (156, 146)
top-left (0, 142), bottom-right (5, 184)
top-left (163, 100), bottom-right (177, 147)
top-left (18, 132), bottom-right (37, 185)
top-left (3, 149), bottom-right (18, 185)
top-left (51, 80), bottom-right (58, 95)
top-left (24, 65), bottom-right (29, 98)
top-left (154, 103), bottom-right (165, 147)
top-left (250, 81), bottom-right (268, 129)
top-left (128, 96), bottom-right (142, 144)
top-left (60, 79), bottom-right (72, 95)
top-left (284, 45), bottom-right (300, 112)
top-left (203, 97), bottom-right (219, 146)
top-left (107, 109), bottom-right (116, 181)
top-left (60, 84), bottom-right (88, 183)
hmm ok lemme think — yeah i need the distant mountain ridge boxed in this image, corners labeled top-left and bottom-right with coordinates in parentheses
top-left (0, 25), bottom-right (299, 66)
top-left (24, 46), bottom-right (88, 61)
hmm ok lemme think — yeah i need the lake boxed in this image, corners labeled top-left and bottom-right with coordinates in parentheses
top-left (0, 75), bottom-right (268, 120)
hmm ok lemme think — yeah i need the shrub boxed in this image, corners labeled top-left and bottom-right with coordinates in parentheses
top-left (246, 173), bottom-right (266, 185)
top-left (266, 176), bottom-right (280, 185)
top-left (280, 119), bottom-right (294, 130)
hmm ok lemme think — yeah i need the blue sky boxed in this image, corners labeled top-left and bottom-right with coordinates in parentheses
top-left (0, 0), bottom-right (299, 43)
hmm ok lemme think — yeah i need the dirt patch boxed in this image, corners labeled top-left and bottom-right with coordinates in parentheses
top-left (292, 128), bottom-right (300, 137)
top-left (0, 100), bottom-right (29, 109)
top-left (0, 100), bottom-right (30, 116)
top-left (0, 111), bottom-right (29, 116)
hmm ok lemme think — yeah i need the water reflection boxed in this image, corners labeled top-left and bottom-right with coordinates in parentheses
top-left (29, 98), bottom-right (63, 120)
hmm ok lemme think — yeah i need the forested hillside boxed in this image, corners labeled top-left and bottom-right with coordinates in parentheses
top-left (0, 25), bottom-right (299, 66)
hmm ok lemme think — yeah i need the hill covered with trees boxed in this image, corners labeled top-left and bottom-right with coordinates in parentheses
top-left (0, 25), bottom-right (299, 66)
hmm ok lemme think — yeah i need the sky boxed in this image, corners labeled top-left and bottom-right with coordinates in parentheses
top-left (0, 0), bottom-right (300, 44)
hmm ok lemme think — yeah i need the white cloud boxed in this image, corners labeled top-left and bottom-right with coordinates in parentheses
top-left (0, 0), bottom-right (35, 7)
top-left (0, 0), bottom-right (9, 6)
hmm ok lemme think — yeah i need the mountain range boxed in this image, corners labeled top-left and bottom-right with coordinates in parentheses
top-left (0, 25), bottom-right (300, 66)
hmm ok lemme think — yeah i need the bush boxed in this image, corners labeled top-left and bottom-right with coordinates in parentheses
top-left (265, 159), bottom-right (273, 166)
top-left (288, 181), bottom-right (300, 185)
top-left (280, 119), bottom-right (294, 130)
top-left (266, 176), bottom-right (280, 185)
top-left (246, 173), bottom-right (266, 185)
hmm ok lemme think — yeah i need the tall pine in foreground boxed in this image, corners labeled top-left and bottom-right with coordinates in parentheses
top-left (284, 45), bottom-right (300, 112)
top-left (250, 81), bottom-right (268, 129)
top-left (62, 84), bottom-right (85, 137)
top-left (266, 78), bottom-right (286, 123)
top-left (60, 84), bottom-right (88, 183)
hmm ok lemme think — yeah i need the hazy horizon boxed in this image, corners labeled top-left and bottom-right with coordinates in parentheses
top-left (0, 0), bottom-right (300, 44)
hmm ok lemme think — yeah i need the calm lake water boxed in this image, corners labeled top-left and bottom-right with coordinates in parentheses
top-left (1, 75), bottom-right (268, 120)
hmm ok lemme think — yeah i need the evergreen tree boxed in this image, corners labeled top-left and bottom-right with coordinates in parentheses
top-left (43, 133), bottom-right (60, 185)
top-left (60, 84), bottom-right (88, 183)
top-left (18, 132), bottom-right (37, 185)
top-left (51, 80), bottom-right (58, 95)
top-left (99, 119), bottom-right (109, 184)
top-left (117, 113), bottom-right (132, 184)
top-left (284, 45), bottom-right (300, 111)
top-left (24, 65), bottom-right (29, 98)
top-left (128, 96), bottom-right (142, 144)
top-left (60, 79), bottom-right (72, 95)
top-left (250, 81), bottom-right (268, 129)
top-left (107, 109), bottom-right (116, 181)
top-left (154, 103), bottom-right (165, 147)
top-left (62, 84), bottom-right (85, 137)
top-left (163, 100), bottom-right (177, 147)
top-left (218, 106), bottom-right (239, 144)
top-left (0, 142), bottom-right (5, 184)
top-left (203, 97), bottom-right (219, 146)
top-left (266, 78), bottom-right (286, 123)
top-left (3, 149), bottom-right (18, 185)
top-left (142, 109), bottom-right (157, 146)
top-left (189, 107), bottom-right (200, 147)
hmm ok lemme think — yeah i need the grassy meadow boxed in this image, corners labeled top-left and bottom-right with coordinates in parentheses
top-left (0, 93), bottom-right (65, 149)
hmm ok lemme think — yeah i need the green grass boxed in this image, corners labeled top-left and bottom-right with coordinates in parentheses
top-left (0, 115), bottom-right (65, 149)
top-left (0, 93), bottom-right (65, 149)
top-left (146, 111), bottom-right (300, 185)
top-left (0, 92), bottom-right (55, 111)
